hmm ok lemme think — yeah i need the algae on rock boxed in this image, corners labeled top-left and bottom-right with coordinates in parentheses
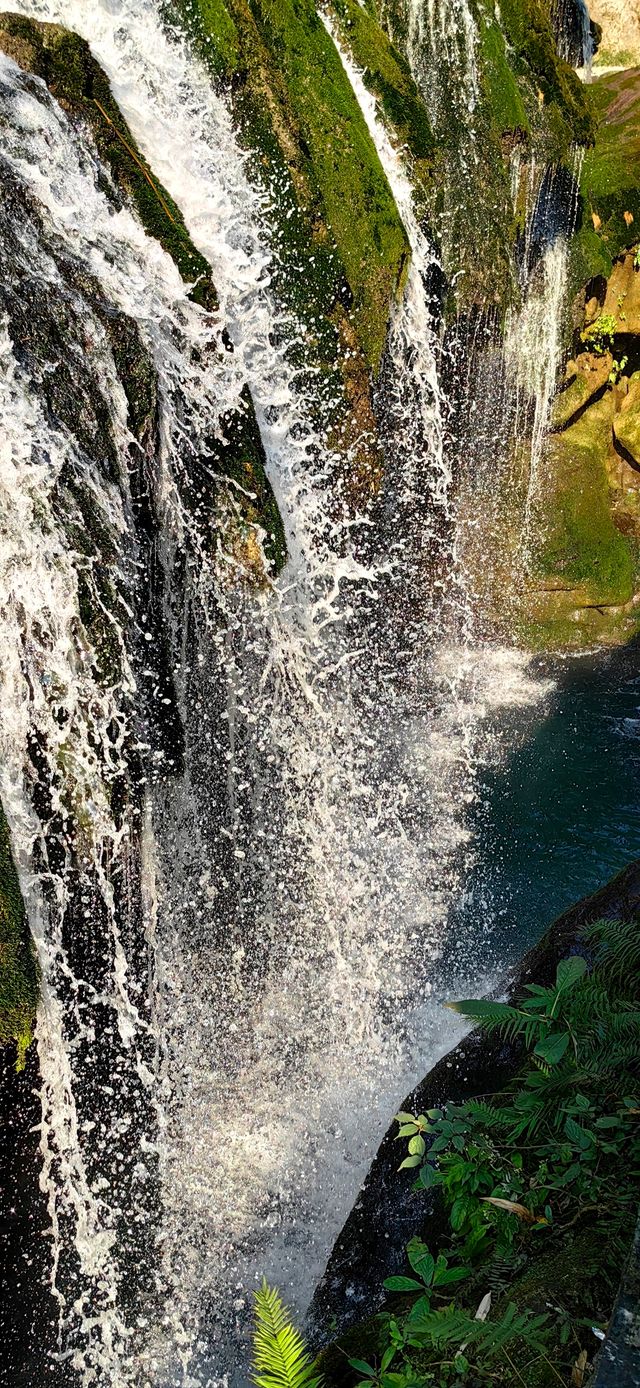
top-left (0, 802), bottom-right (38, 1064)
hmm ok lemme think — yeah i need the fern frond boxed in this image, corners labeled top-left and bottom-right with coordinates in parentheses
top-left (407, 1301), bottom-right (549, 1356)
top-left (581, 919), bottom-right (640, 988)
top-left (464, 1100), bottom-right (513, 1128)
top-left (252, 1281), bottom-right (322, 1388)
top-left (447, 999), bottom-right (539, 1046)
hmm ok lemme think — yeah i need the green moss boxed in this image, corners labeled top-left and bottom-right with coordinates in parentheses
top-left (477, 11), bottom-right (529, 136)
top-left (244, 0), bottom-right (409, 370)
top-left (211, 388), bottom-right (287, 573)
top-left (0, 14), bottom-right (217, 310)
top-left (0, 800), bottom-right (37, 1065)
top-left (326, 0), bottom-right (435, 165)
top-left (531, 395), bottom-right (635, 603)
top-left (577, 68), bottom-right (640, 273)
top-left (497, 0), bottom-right (594, 150)
top-left (169, 0), bottom-right (410, 371)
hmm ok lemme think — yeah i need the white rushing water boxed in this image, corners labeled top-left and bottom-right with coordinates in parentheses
top-left (405, 0), bottom-right (479, 111)
top-left (505, 154), bottom-right (584, 566)
top-left (1, 4), bottom-right (558, 1385)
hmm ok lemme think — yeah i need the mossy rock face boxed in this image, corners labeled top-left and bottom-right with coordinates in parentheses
top-left (366, 0), bottom-right (593, 316)
top-left (551, 349), bottom-right (613, 429)
top-left (573, 67), bottom-right (640, 288)
top-left (497, 0), bottom-right (594, 149)
top-left (0, 801), bottom-right (38, 1064)
top-left (520, 389), bottom-right (640, 647)
top-left (0, 12), bottom-right (287, 576)
top-left (614, 373), bottom-right (640, 467)
top-left (170, 0), bottom-right (410, 374)
top-left (0, 12), bottom-right (217, 310)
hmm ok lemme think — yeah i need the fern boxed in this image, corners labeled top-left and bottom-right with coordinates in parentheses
top-left (464, 1099), bottom-right (513, 1128)
top-left (446, 998), bottom-right (542, 1046)
top-left (406, 1301), bottom-right (549, 1357)
top-left (252, 1281), bottom-right (323, 1388)
top-left (581, 918), bottom-right (640, 987)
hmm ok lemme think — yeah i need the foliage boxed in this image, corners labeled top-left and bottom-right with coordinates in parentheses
top-left (0, 800), bottom-right (38, 1066)
top-left (252, 1280), bottom-right (324, 1388)
top-left (579, 313), bottom-right (618, 355)
top-left (315, 919), bottom-right (640, 1387)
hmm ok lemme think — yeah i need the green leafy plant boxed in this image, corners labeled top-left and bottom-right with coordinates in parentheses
top-left (378, 921), bottom-right (640, 1383)
top-left (255, 920), bottom-right (640, 1386)
top-left (609, 355), bottom-right (628, 384)
top-left (579, 313), bottom-right (617, 354)
top-left (252, 1280), bottom-right (323, 1388)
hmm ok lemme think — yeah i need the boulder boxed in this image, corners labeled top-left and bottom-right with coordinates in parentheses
top-left (308, 862), bottom-right (640, 1343)
top-left (613, 372), bottom-right (640, 468)
top-left (551, 350), bottom-right (612, 429)
top-left (603, 252), bottom-right (640, 335)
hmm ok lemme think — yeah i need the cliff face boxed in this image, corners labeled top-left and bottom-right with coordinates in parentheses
top-left (520, 64), bottom-right (640, 648)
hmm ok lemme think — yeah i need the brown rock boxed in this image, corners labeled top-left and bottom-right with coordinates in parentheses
top-left (552, 351), bottom-right (612, 429)
top-left (603, 252), bottom-right (640, 334)
top-left (613, 373), bottom-right (640, 468)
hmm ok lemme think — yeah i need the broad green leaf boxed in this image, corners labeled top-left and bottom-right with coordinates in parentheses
top-left (348, 1360), bottom-right (375, 1377)
top-left (433, 1265), bottom-right (470, 1286)
top-left (555, 956), bottom-right (587, 992)
top-left (398, 1154), bottom-right (422, 1170)
top-left (383, 1276), bottom-right (423, 1292)
top-left (565, 1116), bottom-right (594, 1149)
top-left (407, 1242), bottom-right (435, 1286)
top-left (396, 1123), bottom-right (418, 1138)
top-left (396, 1112), bottom-right (417, 1124)
top-left (534, 1031), bottom-right (570, 1066)
top-left (380, 1347), bottom-right (396, 1372)
top-left (408, 1134), bottom-right (426, 1157)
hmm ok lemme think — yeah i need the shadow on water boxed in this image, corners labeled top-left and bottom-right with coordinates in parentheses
top-left (443, 641), bottom-right (640, 986)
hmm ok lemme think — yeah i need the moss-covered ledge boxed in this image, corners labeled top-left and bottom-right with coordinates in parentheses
top-left (0, 13), bottom-right (217, 310)
top-left (0, 801), bottom-right (37, 1067)
top-left (168, 0), bottom-right (411, 374)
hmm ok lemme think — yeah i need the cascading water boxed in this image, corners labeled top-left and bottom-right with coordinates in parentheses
top-left (1, 2), bottom-right (567, 1385)
top-left (0, 4), bottom-right (473, 1381)
top-left (505, 157), bottom-right (584, 565)
top-left (404, 0), bottom-right (479, 112)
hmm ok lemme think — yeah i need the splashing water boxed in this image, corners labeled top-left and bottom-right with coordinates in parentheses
top-left (505, 155), bottom-right (583, 564)
top-left (405, 0), bottom-right (479, 112)
top-left (1, 4), bottom-right (559, 1385)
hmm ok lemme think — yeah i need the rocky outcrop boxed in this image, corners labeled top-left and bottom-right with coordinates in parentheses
top-left (573, 66), bottom-right (640, 287)
top-left (0, 13), bottom-right (217, 310)
top-left (0, 12), bottom-right (286, 578)
top-left (514, 64), bottom-right (640, 650)
top-left (614, 373), bottom-right (640, 466)
top-left (308, 861), bottom-right (640, 1342)
top-left (590, 0), bottom-right (640, 69)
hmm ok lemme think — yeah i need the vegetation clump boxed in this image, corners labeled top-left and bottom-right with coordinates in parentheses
top-left (255, 919), bottom-right (640, 1386)
top-left (579, 312), bottom-right (617, 354)
top-left (0, 801), bottom-right (38, 1066)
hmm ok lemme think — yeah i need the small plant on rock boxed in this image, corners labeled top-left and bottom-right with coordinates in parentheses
top-left (580, 313), bottom-right (617, 354)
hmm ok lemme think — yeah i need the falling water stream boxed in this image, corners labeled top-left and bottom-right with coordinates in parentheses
top-left (0, 2), bottom-right (622, 1386)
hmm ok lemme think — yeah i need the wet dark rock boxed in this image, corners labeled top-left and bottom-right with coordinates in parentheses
top-left (594, 1213), bottom-right (640, 1387)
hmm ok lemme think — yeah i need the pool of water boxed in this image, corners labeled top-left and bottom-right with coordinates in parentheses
top-left (450, 643), bottom-right (640, 976)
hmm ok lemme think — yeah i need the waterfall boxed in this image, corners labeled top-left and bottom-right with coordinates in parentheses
top-left (1, 3), bottom-right (561, 1384)
top-left (505, 156), bottom-right (584, 565)
top-left (0, 4), bottom-right (470, 1380)
top-left (405, 0), bottom-right (479, 112)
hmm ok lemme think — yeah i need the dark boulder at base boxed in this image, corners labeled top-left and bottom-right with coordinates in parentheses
top-left (307, 861), bottom-right (640, 1344)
